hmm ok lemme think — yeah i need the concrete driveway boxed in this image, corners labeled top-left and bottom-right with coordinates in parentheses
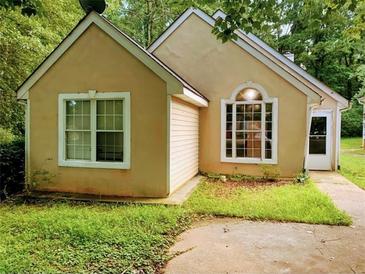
top-left (165, 172), bottom-right (365, 273)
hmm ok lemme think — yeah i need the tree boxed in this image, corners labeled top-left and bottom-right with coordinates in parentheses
top-left (104, 0), bottom-right (220, 48)
top-left (0, 0), bottom-right (83, 135)
top-left (213, 0), bottom-right (365, 101)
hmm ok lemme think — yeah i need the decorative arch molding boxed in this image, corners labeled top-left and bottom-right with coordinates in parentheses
top-left (229, 81), bottom-right (270, 101)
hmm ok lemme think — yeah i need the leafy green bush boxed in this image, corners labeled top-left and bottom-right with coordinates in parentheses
top-left (341, 101), bottom-right (363, 137)
top-left (0, 137), bottom-right (25, 201)
top-left (0, 128), bottom-right (16, 144)
top-left (294, 171), bottom-right (309, 184)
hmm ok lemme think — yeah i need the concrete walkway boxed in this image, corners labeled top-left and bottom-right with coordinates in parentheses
top-left (310, 171), bottom-right (365, 227)
top-left (164, 172), bottom-right (365, 273)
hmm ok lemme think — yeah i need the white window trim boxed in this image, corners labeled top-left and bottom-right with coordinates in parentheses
top-left (58, 91), bottom-right (131, 169)
top-left (220, 82), bottom-right (278, 164)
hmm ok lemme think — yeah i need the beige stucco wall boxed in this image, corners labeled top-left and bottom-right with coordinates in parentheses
top-left (29, 24), bottom-right (169, 197)
top-left (154, 14), bottom-right (309, 177)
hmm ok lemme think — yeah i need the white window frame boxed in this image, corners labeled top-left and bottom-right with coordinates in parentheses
top-left (58, 91), bottom-right (131, 169)
top-left (220, 82), bottom-right (278, 164)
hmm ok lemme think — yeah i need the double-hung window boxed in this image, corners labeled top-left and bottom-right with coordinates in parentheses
top-left (58, 91), bottom-right (130, 169)
top-left (221, 84), bottom-right (278, 164)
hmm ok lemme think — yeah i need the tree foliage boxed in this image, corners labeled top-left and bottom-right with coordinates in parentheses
top-left (0, 0), bottom-right (83, 135)
top-left (0, 0), bottom-right (364, 136)
top-left (104, 0), bottom-right (220, 48)
top-left (214, 0), bottom-right (365, 100)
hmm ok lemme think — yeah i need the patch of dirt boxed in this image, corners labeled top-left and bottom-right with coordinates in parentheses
top-left (206, 178), bottom-right (292, 189)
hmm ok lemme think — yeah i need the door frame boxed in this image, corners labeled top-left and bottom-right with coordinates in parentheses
top-left (307, 109), bottom-right (332, 171)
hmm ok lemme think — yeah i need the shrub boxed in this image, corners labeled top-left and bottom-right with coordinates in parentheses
top-left (341, 101), bottom-right (363, 137)
top-left (0, 137), bottom-right (25, 201)
top-left (294, 171), bottom-right (309, 184)
top-left (0, 127), bottom-right (16, 144)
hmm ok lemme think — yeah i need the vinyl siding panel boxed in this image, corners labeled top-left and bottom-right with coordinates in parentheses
top-left (170, 97), bottom-right (199, 192)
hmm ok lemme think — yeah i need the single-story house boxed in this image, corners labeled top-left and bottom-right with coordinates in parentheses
top-left (16, 8), bottom-right (348, 198)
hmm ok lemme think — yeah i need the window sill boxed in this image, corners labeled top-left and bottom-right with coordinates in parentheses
top-left (221, 157), bottom-right (277, 165)
top-left (58, 160), bottom-right (130, 169)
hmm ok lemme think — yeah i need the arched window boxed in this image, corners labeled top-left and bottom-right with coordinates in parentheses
top-left (221, 82), bottom-right (278, 164)
top-left (235, 88), bottom-right (263, 101)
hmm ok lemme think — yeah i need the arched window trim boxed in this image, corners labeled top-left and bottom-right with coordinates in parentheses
top-left (229, 81), bottom-right (269, 101)
top-left (221, 82), bottom-right (278, 164)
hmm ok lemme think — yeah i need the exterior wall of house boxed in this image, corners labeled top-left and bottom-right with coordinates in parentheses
top-left (28, 24), bottom-right (169, 197)
top-left (153, 14), bottom-right (309, 177)
top-left (169, 96), bottom-right (199, 192)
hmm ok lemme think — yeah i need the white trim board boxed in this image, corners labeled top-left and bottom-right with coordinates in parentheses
top-left (16, 11), bottom-right (208, 108)
top-left (148, 7), bottom-right (348, 108)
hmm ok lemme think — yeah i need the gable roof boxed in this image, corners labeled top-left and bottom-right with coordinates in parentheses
top-left (16, 11), bottom-right (208, 107)
top-left (149, 7), bottom-right (348, 108)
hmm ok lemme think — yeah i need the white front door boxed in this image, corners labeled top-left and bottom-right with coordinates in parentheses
top-left (307, 111), bottom-right (332, 170)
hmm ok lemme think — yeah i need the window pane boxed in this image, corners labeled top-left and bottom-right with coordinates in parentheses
top-left (75, 115), bottom-right (82, 129)
top-left (245, 104), bottom-right (253, 112)
top-left (97, 132), bottom-right (123, 161)
top-left (97, 100), bottom-right (124, 131)
top-left (236, 114), bottom-right (244, 122)
top-left (237, 132), bottom-right (261, 158)
top-left (115, 100), bottom-right (123, 113)
top-left (266, 122), bottom-right (272, 131)
top-left (65, 131), bottom-right (91, 160)
top-left (237, 149), bottom-right (245, 157)
top-left (265, 103), bottom-right (272, 112)
top-left (66, 115), bottom-right (74, 129)
top-left (115, 115), bottom-right (123, 130)
top-left (226, 113), bottom-right (232, 122)
top-left (236, 88), bottom-right (262, 101)
top-left (66, 100), bottom-right (76, 114)
top-left (310, 117), bottom-right (326, 135)
top-left (309, 136), bottom-right (326, 154)
top-left (226, 139), bottom-right (232, 149)
top-left (253, 112), bottom-right (261, 121)
top-left (265, 103), bottom-right (273, 160)
top-left (265, 112), bottom-right (272, 121)
top-left (82, 116), bottom-right (90, 130)
top-left (226, 122), bottom-right (232, 131)
top-left (106, 100), bottom-right (114, 115)
top-left (253, 104), bottom-right (261, 112)
top-left (97, 100), bottom-right (105, 115)
top-left (105, 116), bottom-right (114, 130)
top-left (97, 115), bottom-right (105, 130)
top-left (236, 105), bottom-right (244, 113)
top-left (225, 104), bottom-right (233, 158)
top-left (226, 104), bottom-right (232, 113)
top-left (66, 100), bottom-right (90, 130)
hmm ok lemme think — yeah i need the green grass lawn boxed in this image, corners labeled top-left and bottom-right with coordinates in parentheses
top-left (0, 202), bottom-right (189, 273)
top-left (185, 180), bottom-right (351, 225)
top-left (340, 137), bottom-right (365, 189)
top-left (0, 179), bottom-right (351, 273)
